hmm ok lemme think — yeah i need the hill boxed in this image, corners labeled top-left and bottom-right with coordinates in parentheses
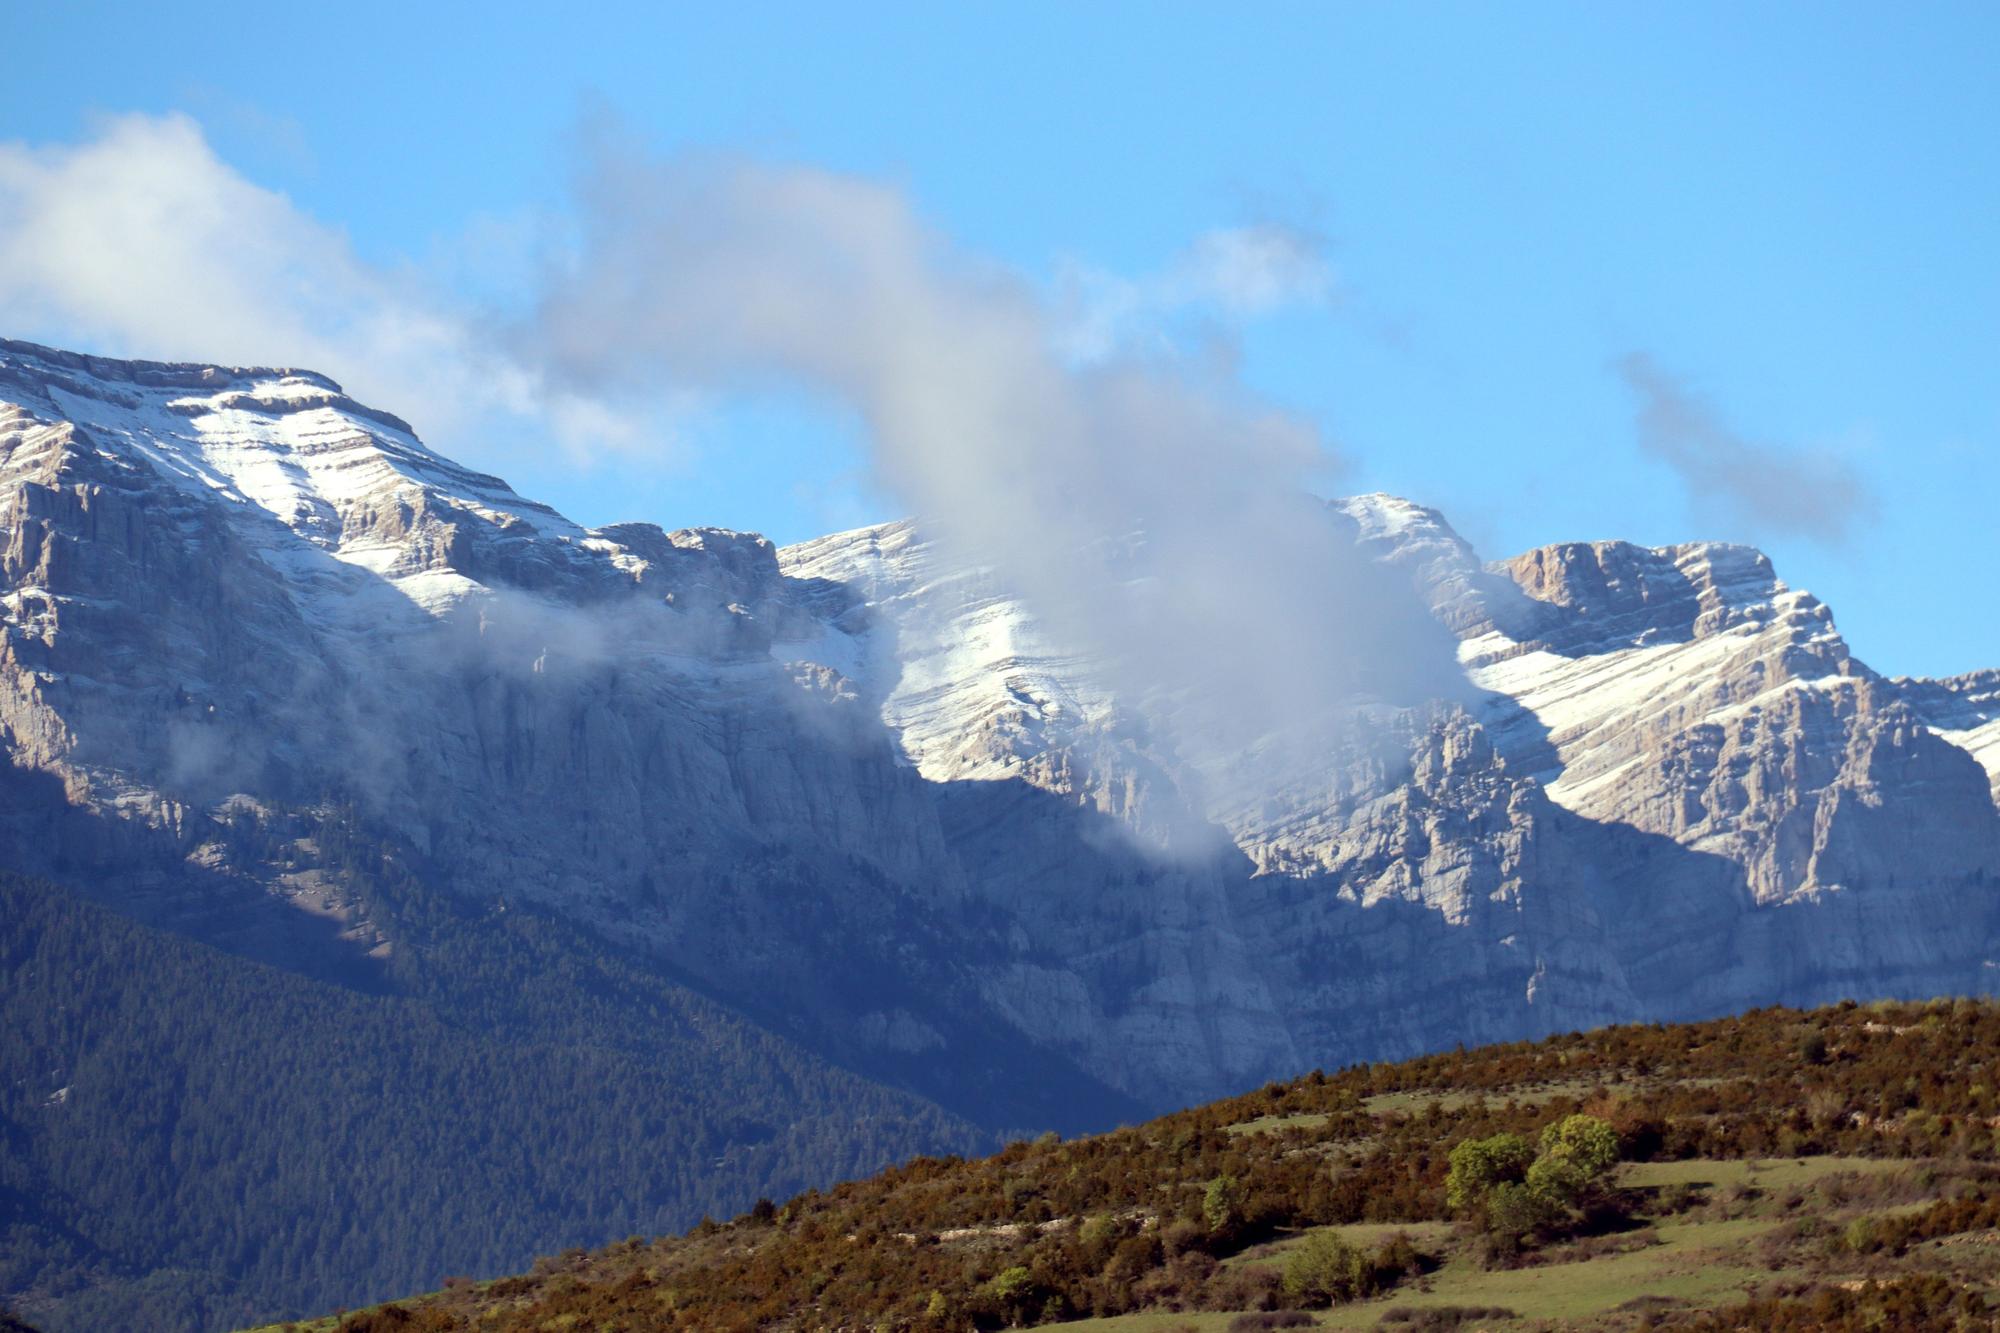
top-left (279, 999), bottom-right (2000, 1331)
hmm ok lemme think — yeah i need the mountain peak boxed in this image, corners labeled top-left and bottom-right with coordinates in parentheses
top-left (0, 335), bottom-right (347, 398)
top-left (0, 335), bottom-right (611, 607)
top-left (1499, 537), bottom-right (1818, 655)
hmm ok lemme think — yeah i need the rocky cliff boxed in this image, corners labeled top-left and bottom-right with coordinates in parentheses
top-left (3, 337), bottom-right (1997, 1115)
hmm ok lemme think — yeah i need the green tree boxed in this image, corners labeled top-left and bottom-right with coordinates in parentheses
top-left (986, 1266), bottom-right (1036, 1326)
top-left (1483, 1180), bottom-right (1557, 1250)
top-left (1444, 1132), bottom-right (1534, 1215)
top-left (1525, 1113), bottom-right (1620, 1211)
top-left (1203, 1174), bottom-right (1246, 1234)
top-left (1450, 1115), bottom-right (1621, 1259)
top-left (1280, 1229), bottom-right (1365, 1305)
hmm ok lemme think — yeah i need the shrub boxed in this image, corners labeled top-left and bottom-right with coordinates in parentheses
top-left (1202, 1262), bottom-right (1282, 1313)
top-left (983, 1263), bottom-right (1045, 1324)
top-left (1162, 1219), bottom-right (1208, 1258)
top-left (1801, 1031), bottom-right (1830, 1065)
top-left (1659, 1183), bottom-right (1702, 1214)
top-left (1226, 1313), bottom-right (1315, 1331)
top-left (1377, 1306), bottom-right (1519, 1329)
top-left (1280, 1230), bottom-right (1424, 1307)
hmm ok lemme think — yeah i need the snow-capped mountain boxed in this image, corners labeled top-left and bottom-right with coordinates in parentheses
top-left (3, 336), bottom-right (1998, 1111)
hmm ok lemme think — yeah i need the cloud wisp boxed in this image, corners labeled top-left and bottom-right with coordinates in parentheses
top-left (0, 112), bottom-right (649, 465)
top-left (532, 148), bottom-right (1463, 787)
top-left (1057, 222), bottom-right (1335, 361)
top-left (1618, 353), bottom-right (1876, 545)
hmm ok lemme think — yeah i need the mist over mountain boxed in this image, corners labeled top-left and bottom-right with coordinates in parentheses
top-left (1, 335), bottom-right (1996, 1331)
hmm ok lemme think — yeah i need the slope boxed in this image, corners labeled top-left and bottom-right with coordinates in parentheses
top-left (290, 998), bottom-right (2000, 1332)
top-left (0, 869), bottom-right (989, 1333)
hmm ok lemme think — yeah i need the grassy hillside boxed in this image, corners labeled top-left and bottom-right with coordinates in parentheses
top-left (273, 998), bottom-right (2000, 1331)
top-left (0, 871), bottom-right (991, 1333)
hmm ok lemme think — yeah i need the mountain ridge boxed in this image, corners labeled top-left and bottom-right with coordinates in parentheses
top-left (5, 333), bottom-right (1997, 1092)
top-left (2, 337), bottom-right (1997, 1330)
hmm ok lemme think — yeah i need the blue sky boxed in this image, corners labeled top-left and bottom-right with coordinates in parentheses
top-left (4, 2), bottom-right (1996, 676)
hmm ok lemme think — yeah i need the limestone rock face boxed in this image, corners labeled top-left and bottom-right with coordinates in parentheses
top-left (1896, 669), bottom-right (2000, 803)
top-left (3, 338), bottom-right (1997, 1114)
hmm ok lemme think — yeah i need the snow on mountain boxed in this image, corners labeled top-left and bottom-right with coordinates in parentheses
top-left (3, 336), bottom-right (1999, 1113)
top-left (779, 519), bottom-right (1119, 783)
top-left (785, 493), bottom-right (1999, 903)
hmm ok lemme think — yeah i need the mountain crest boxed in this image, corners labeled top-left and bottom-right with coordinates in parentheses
top-left (1, 334), bottom-right (1996, 1124)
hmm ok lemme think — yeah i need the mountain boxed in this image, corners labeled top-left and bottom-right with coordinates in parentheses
top-left (267, 997), bottom-right (2000, 1332)
top-left (1, 336), bottom-right (1996, 1328)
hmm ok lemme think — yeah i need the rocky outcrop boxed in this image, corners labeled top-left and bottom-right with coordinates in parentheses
top-left (1895, 668), bottom-right (2000, 802)
top-left (2, 338), bottom-right (1997, 1116)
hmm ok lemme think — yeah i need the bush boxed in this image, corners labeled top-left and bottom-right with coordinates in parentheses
top-left (1659, 1183), bottom-right (1702, 1214)
top-left (1280, 1230), bottom-right (1424, 1307)
top-left (1201, 1262), bottom-right (1282, 1313)
top-left (1801, 1031), bottom-right (1830, 1065)
top-left (1227, 1313), bottom-right (1316, 1331)
top-left (1377, 1306), bottom-right (1519, 1329)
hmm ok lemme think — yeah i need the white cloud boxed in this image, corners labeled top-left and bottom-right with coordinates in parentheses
top-left (1058, 222), bottom-right (1334, 360)
top-left (0, 112), bottom-right (648, 465)
top-left (532, 148), bottom-right (1462, 802)
top-left (1176, 224), bottom-right (1335, 314)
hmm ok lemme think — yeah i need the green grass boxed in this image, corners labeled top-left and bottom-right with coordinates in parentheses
top-left (1225, 1111), bottom-right (1333, 1136)
top-left (1360, 1080), bottom-right (1603, 1116)
top-left (1227, 1222), bottom-right (1455, 1270)
top-left (1314, 1214), bottom-right (1777, 1328)
top-left (1056, 1315), bottom-right (1248, 1331)
top-left (1621, 1155), bottom-right (1905, 1191)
